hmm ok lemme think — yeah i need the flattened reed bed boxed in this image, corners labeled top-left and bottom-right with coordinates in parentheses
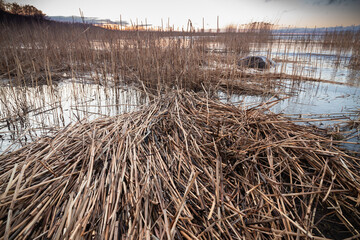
top-left (0, 91), bottom-right (360, 239)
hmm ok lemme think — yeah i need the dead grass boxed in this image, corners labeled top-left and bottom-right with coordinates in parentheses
top-left (0, 91), bottom-right (359, 239)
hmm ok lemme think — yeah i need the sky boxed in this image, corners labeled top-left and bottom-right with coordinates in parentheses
top-left (6, 0), bottom-right (360, 29)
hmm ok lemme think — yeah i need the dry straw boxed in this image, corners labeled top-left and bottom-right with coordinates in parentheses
top-left (0, 91), bottom-right (359, 239)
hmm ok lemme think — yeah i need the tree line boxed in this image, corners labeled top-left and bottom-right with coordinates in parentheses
top-left (0, 0), bottom-right (45, 18)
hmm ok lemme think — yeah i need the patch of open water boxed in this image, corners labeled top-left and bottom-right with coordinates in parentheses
top-left (219, 80), bottom-right (359, 151)
top-left (0, 80), bottom-right (148, 153)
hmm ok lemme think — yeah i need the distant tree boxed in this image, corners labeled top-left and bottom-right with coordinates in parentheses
top-left (10, 3), bottom-right (22, 14)
top-left (2, 1), bottom-right (12, 12)
top-left (22, 4), bottom-right (44, 17)
top-left (4, 2), bottom-right (45, 19)
top-left (0, 0), bottom-right (5, 11)
top-left (22, 4), bottom-right (33, 15)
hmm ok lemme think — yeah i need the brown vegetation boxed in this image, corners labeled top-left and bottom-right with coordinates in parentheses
top-left (0, 18), bottom-right (280, 95)
top-left (0, 91), bottom-right (359, 239)
top-left (1, 7), bottom-right (360, 239)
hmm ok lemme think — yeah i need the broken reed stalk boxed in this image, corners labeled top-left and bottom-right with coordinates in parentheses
top-left (0, 91), bottom-right (360, 239)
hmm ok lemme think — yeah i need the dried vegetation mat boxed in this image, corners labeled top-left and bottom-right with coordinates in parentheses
top-left (0, 91), bottom-right (360, 239)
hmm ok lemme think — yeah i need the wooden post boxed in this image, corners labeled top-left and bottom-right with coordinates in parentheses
top-left (202, 17), bottom-right (204, 33)
top-left (120, 14), bottom-right (122, 30)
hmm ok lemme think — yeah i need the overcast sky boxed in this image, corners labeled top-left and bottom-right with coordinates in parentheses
top-left (7, 0), bottom-right (360, 29)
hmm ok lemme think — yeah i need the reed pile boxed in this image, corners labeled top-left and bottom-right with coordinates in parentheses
top-left (1, 91), bottom-right (360, 239)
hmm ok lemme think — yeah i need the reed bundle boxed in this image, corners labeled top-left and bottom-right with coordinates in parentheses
top-left (0, 91), bottom-right (359, 239)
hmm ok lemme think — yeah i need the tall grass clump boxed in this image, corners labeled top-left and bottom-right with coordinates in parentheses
top-left (0, 18), bottom-right (224, 92)
top-left (215, 22), bottom-right (274, 55)
top-left (321, 28), bottom-right (360, 68)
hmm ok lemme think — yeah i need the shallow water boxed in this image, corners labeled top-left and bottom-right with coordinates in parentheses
top-left (219, 79), bottom-right (360, 151)
top-left (222, 38), bottom-right (360, 152)
top-left (220, 80), bottom-right (359, 115)
top-left (0, 80), bottom-right (147, 153)
top-left (250, 40), bottom-right (360, 86)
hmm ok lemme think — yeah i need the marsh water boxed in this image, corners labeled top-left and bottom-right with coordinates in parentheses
top-left (0, 38), bottom-right (359, 153)
top-left (225, 38), bottom-right (360, 115)
top-left (0, 80), bottom-right (148, 152)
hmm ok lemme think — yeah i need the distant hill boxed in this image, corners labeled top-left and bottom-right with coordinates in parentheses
top-left (0, 10), bottom-right (113, 35)
top-left (48, 16), bottom-right (128, 26)
top-left (275, 25), bottom-right (360, 34)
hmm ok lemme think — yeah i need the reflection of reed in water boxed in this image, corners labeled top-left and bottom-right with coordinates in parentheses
top-left (0, 82), bottom-right (147, 153)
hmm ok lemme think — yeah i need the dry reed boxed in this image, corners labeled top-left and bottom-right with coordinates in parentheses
top-left (0, 91), bottom-right (359, 239)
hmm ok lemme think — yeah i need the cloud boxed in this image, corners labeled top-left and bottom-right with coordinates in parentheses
top-left (327, 0), bottom-right (355, 4)
top-left (312, 0), bottom-right (358, 5)
top-left (264, 0), bottom-right (358, 4)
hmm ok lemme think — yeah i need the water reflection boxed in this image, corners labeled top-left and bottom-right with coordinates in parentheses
top-left (249, 40), bottom-right (360, 86)
top-left (220, 80), bottom-right (359, 116)
top-left (219, 79), bottom-right (360, 151)
top-left (0, 80), bottom-right (147, 153)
